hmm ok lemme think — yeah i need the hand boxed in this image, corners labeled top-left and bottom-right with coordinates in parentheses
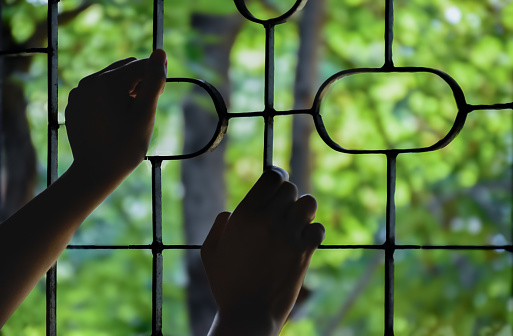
top-left (201, 167), bottom-right (325, 335)
top-left (65, 49), bottom-right (167, 180)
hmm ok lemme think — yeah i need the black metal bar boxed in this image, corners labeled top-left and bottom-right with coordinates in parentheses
top-left (227, 111), bottom-right (265, 118)
top-left (384, 0), bottom-right (394, 68)
top-left (151, 7), bottom-right (165, 335)
top-left (0, 47), bottom-right (48, 56)
top-left (45, 265), bottom-right (57, 336)
top-left (65, 244), bottom-right (513, 251)
top-left (468, 102), bottom-right (513, 111)
top-left (273, 108), bottom-right (313, 116)
top-left (264, 25), bottom-right (275, 113)
top-left (384, 153), bottom-right (397, 336)
top-left (263, 115), bottom-right (274, 170)
top-left (0, 1), bottom-right (3, 210)
top-left (311, 66), bottom-right (469, 155)
top-left (397, 245), bottom-right (513, 251)
top-left (151, 159), bottom-right (163, 336)
top-left (67, 244), bottom-right (152, 249)
top-left (319, 245), bottom-right (385, 250)
top-left (319, 245), bottom-right (513, 251)
top-left (47, 1), bottom-right (59, 185)
top-left (233, 0), bottom-right (308, 25)
top-left (46, 1), bottom-right (59, 335)
top-left (67, 244), bottom-right (203, 250)
top-left (153, 0), bottom-right (164, 50)
top-left (263, 24), bottom-right (275, 170)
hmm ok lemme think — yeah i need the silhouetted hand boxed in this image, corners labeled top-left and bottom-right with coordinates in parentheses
top-left (202, 167), bottom-right (325, 336)
top-left (65, 49), bottom-right (167, 180)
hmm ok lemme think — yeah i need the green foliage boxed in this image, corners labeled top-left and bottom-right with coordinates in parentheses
top-left (2, 0), bottom-right (512, 335)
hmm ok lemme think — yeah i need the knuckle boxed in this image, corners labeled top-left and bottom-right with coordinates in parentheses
top-left (77, 75), bottom-right (94, 88)
top-left (67, 87), bottom-right (79, 100)
top-left (282, 181), bottom-right (298, 195)
top-left (302, 223), bottom-right (325, 247)
top-left (124, 56), bottom-right (137, 63)
top-left (298, 194), bottom-right (316, 207)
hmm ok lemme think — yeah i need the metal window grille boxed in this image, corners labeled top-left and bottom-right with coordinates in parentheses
top-left (1, 0), bottom-right (512, 335)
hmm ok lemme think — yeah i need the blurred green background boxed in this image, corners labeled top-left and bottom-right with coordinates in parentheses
top-left (1, 0), bottom-right (512, 335)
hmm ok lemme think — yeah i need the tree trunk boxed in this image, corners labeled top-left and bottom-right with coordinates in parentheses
top-left (182, 12), bottom-right (243, 336)
top-left (0, 26), bottom-right (37, 221)
top-left (0, 2), bottom-right (92, 221)
top-left (1, 77), bottom-right (37, 220)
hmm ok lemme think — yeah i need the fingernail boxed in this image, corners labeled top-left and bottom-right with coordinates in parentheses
top-left (150, 49), bottom-right (167, 65)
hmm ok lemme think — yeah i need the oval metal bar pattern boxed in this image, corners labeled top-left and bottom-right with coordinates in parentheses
top-left (310, 67), bottom-right (470, 154)
top-left (233, 0), bottom-right (308, 25)
top-left (146, 78), bottom-right (229, 160)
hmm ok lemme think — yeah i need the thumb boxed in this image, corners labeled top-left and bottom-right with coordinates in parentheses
top-left (130, 49), bottom-right (167, 120)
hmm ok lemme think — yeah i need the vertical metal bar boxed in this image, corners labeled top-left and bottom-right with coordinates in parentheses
top-left (153, 0), bottom-right (164, 50)
top-left (152, 3), bottom-right (164, 332)
top-left (384, 153), bottom-right (397, 336)
top-left (46, 266), bottom-right (57, 336)
top-left (384, 0), bottom-right (394, 68)
top-left (151, 159), bottom-right (163, 336)
top-left (47, 2), bottom-right (58, 185)
top-left (263, 24), bottom-right (275, 170)
top-left (46, 1), bottom-right (59, 336)
top-left (0, 1), bottom-right (3, 209)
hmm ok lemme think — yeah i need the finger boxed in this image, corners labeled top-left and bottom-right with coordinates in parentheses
top-left (265, 181), bottom-right (298, 221)
top-left (285, 194), bottom-right (317, 230)
top-left (97, 57), bottom-right (138, 75)
top-left (202, 211), bottom-right (231, 253)
top-left (301, 222), bottom-right (325, 251)
top-left (101, 58), bottom-right (149, 94)
top-left (237, 166), bottom-right (289, 210)
top-left (78, 57), bottom-right (137, 87)
top-left (129, 49), bottom-right (167, 122)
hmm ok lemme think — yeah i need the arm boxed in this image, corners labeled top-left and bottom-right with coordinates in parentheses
top-left (0, 50), bottom-right (167, 327)
top-left (201, 167), bottom-right (325, 336)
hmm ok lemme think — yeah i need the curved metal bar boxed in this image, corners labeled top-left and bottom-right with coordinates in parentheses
top-left (311, 67), bottom-right (470, 154)
top-left (233, 0), bottom-right (308, 25)
top-left (145, 78), bottom-right (229, 160)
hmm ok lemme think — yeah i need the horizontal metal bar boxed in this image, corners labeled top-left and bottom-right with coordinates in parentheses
top-left (319, 245), bottom-right (384, 250)
top-left (67, 244), bottom-right (203, 250)
top-left (274, 108), bottom-right (312, 116)
top-left (226, 111), bottom-right (264, 118)
top-left (67, 244), bottom-right (152, 250)
top-left (0, 48), bottom-right (48, 56)
top-left (397, 244), bottom-right (513, 251)
top-left (469, 102), bottom-right (513, 111)
top-left (319, 244), bottom-right (513, 251)
top-left (66, 244), bottom-right (512, 251)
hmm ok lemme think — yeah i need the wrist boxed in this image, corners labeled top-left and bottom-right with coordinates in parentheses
top-left (67, 159), bottom-right (133, 189)
top-left (208, 310), bottom-right (282, 336)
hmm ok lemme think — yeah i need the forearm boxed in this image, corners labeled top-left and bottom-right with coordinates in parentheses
top-left (0, 162), bottom-right (127, 327)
